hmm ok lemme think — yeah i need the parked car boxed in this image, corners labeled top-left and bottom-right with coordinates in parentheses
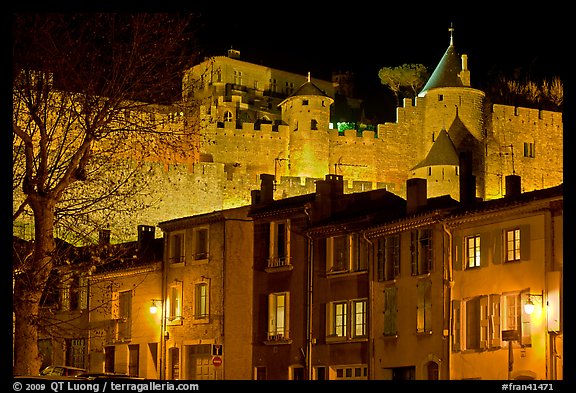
top-left (75, 372), bottom-right (144, 380)
top-left (39, 365), bottom-right (86, 377)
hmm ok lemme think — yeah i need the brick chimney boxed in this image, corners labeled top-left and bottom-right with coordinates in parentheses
top-left (505, 175), bottom-right (522, 198)
top-left (406, 178), bottom-right (427, 214)
top-left (251, 173), bottom-right (275, 205)
top-left (312, 174), bottom-right (344, 221)
top-left (137, 225), bottom-right (155, 261)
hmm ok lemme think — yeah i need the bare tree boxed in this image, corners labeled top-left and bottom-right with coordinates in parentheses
top-left (12, 13), bottom-right (202, 375)
top-left (377, 63), bottom-right (429, 106)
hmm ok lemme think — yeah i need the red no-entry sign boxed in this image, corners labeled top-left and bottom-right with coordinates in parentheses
top-left (212, 356), bottom-right (222, 367)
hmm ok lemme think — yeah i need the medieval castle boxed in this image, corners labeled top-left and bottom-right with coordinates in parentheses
top-left (13, 32), bottom-right (564, 243)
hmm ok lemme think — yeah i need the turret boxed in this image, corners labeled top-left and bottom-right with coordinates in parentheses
top-left (278, 74), bottom-right (334, 180)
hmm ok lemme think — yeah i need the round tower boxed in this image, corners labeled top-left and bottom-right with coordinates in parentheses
top-left (416, 26), bottom-right (487, 199)
top-left (279, 75), bottom-right (334, 180)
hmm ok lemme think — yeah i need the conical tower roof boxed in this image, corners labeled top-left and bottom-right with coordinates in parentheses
top-left (411, 129), bottom-right (459, 170)
top-left (278, 73), bottom-right (332, 107)
top-left (418, 27), bottom-right (464, 97)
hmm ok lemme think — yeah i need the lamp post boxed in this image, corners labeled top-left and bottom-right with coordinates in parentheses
top-left (502, 329), bottom-right (519, 380)
top-left (150, 298), bottom-right (166, 379)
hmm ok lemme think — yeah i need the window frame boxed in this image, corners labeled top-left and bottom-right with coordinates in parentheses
top-left (192, 226), bottom-right (209, 262)
top-left (169, 231), bottom-right (185, 265)
top-left (193, 281), bottom-right (209, 321)
top-left (268, 292), bottom-right (290, 341)
top-left (327, 234), bottom-right (369, 275)
top-left (268, 220), bottom-right (291, 269)
top-left (377, 235), bottom-right (400, 281)
top-left (166, 281), bottom-right (183, 325)
top-left (505, 228), bottom-right (521, 262)
top-left (411, 228), bottom-right (433, 276)
top-left (466, 234), bottom-right (481, 269)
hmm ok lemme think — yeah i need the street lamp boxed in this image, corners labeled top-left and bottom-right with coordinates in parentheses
top-left (524, 292), bottom-right (544, 315)
top-left (150, 300), bottom-right (160, 314)
top-left (149, 298), bottom-right (166, 379)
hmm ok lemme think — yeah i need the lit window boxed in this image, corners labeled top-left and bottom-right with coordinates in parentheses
top-left (167, 281), bottom-right (183, 324)
top-left (332, 301), bottom-right (347, 337)
top-left (506, 229), bottom-right (521, 262)
top-left (268, 292), bottom-right (289, 340)
top-left (466, 235), bottom-right (481, 268)
top-left (224, 111), bottom-right (233, 122)
top-left (352, 299), bottom-right (367, 338)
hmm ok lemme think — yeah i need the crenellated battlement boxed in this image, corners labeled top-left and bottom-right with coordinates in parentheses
top-left (491, 104), bottom-right (562, 125)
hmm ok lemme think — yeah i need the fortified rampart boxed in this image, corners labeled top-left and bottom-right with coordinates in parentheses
top-left (13, 48), bottom-right (563, 244)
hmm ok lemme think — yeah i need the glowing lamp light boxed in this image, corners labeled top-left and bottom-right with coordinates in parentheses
top-left (524, 298), bottom-right (535, 315)
top-left (150, 300), bottom-right (159, 314)
top-left (524, 293), bottom-right (543, 315)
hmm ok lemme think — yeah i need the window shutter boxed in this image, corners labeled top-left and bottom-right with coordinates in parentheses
top-left (285, 220), bottom-right (291, 262)
top-left (111, 291), bottom-right (119, 319)
top-left (490, 294), bottom-right (501, 348)
top-left (453, 234), bottom-right (462, 271)
top-left (492, 229), bottom-right (502, 264)
top-left (326, 238), bottom-right (333, 271)
top-left (268, 294), bottom-right (276, 336)
top-left (79, 277), bottom-right (88, 310)
top-left (269, 222), bottom-right (277, 260)
top-left (452, 300), bottom-right (461, 352)
top-left (520, 225), bottom-right (531, 261)
top-left (480, 232), bottom-right (490, 267)
top-left (411, 231), bottom-right (418, 275)
top-left (479, 295), bottom-right (489, 349)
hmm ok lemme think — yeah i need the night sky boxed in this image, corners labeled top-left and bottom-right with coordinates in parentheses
top-left (193, 4), bottom-right (567, 122)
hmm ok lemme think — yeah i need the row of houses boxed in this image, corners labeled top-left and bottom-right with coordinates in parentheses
top-left (35, 173), bottom-right (563, 380)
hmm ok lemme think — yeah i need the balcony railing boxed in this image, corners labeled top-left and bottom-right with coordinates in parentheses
top-left (265, 257), bottom-right (293, 272)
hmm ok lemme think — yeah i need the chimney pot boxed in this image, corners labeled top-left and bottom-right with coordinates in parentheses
top-left (505, 175), bottom-right (522, 198)
top-left (406, 178), bottom-right (427, 214)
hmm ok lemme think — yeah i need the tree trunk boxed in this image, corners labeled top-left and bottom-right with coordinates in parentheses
top-left (13, 198), bottom-right (56, 376)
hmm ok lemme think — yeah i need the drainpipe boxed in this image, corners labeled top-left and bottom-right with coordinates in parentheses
top-left (304, 204), bottom-right (314, 380)
top-left (362, 232), bottom-right (374, 380)
top-left (442, 222), bottom-right (454, 380)
top-left (159, 232), bottom-right (168, 380)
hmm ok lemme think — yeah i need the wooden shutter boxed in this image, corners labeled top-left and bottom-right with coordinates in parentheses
top-left (111, 291), bottom-right (120, 319)
top-left (519, 224), bottom-right (531, 261)
top-left (452, 300), bottom-right (461, 352)
top-left (479, 295), bottom-right (489, 349)
top-left (489, 294), bottom-right (501, 348)
top-left (453, 234), bottom-right (462, 271)
top-left (492, 229), bottom-right (502, 264)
